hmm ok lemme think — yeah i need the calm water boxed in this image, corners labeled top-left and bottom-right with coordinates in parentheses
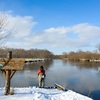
top-left (0, 59), bottom-right (100, 100)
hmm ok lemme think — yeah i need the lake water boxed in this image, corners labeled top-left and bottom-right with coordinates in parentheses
top-left (0, 59), bottom-right (100, 100)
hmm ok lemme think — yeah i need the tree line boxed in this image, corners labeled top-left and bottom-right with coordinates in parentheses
top-left (0, 48), bottom-right (100, 61)
top-left (62, 50), bottom-right (100, 61)
top-left (0, 48), bottom-right (54, 59)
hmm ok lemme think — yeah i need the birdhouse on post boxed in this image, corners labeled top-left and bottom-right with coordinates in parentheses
top-left (0, 51), bottom-right (24, 95)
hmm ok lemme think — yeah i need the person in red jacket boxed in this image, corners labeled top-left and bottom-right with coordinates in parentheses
top-left (37, 66), bottom-right (46, 87)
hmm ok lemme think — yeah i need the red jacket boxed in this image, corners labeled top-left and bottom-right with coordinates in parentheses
top-left (37, 69), bottom-right (45, 75)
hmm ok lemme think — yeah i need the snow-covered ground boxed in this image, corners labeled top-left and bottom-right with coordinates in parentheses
top-left (0, 87), bottom-right (93, 100)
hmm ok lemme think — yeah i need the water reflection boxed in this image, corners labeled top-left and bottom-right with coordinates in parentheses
top-left (70, 61), bottom-right (100, 69)
top-left (11, 60), bottom-right (53, 87)
top-left (62, 60), bottom-right (100, 99)
top-left (24, 60), bottom-right (53, 70)
top-left (0, 59), bottom-right (100, 99)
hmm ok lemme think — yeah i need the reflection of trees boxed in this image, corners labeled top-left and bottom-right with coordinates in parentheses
top-left (62, 60), bottom-right (100, 71)
top-left (24, 60), bottom-right (53, 71)
top-left (68, 61), bottom-right (100, 70)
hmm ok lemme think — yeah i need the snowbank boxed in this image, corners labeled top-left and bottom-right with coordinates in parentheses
top-left (0, 87), bottom-right (93, 100)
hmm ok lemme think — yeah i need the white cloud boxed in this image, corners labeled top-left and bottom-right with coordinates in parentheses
top-left (25, 23), bottom-right (100, 49)
top-left (72, 23), bottom-right (100, 40)
top-left (3, 12), bottom-right (100, 53)
top-left (1, 12), bottom-right (37, 39)
top-left (44, 27), bottom-right (70, 34)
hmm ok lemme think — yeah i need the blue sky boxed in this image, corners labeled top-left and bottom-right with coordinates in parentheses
top-left (0, 0), bottom-right (100, 54)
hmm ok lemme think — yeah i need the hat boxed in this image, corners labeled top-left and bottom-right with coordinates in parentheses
top-left (40, 66), bottom-right (44, 69)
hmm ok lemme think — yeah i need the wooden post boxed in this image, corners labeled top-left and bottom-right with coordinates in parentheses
top-left (4, 51), bottom-right (12, 95)
top-left (54, 83), bottom-right (67, 91)
top-left (7, 51), bottom-right (12, 59)
top-left (5, 70), bottom-right (11, 95)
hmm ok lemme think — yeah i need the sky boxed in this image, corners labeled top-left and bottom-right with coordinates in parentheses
top-left (0, 0), bottom-right (100, 54)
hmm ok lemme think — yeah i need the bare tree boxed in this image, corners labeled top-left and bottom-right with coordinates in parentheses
top-left (0, 11), bottom-right (14, 46)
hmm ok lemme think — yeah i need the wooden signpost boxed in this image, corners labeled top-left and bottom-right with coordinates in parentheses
top-left (0, 51), bottom-right (24, 95)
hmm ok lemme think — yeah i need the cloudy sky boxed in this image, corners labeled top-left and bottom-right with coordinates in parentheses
top-left (0, 0), bottom-right (100, 54)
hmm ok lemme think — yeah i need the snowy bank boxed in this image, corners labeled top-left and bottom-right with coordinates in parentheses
top-left (0, 87), bottom-right (93, 100)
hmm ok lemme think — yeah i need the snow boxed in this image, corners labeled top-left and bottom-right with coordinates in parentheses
top-left (0, 87), bottom-right (93, 100)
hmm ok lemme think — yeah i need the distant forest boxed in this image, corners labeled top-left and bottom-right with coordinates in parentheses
top-left (56, 51), bottom-right (100, 61)
top-left (0, 48), bottom-right (100, 61)
top-left (0, 48), bottom-right (54, 59)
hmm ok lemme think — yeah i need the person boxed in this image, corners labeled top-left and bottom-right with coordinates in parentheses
top-left (37, 66), bottom-right (46, 87)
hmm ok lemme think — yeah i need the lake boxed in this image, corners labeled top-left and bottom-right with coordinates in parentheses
top-left (0, 59), bottom-right (100, 100)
